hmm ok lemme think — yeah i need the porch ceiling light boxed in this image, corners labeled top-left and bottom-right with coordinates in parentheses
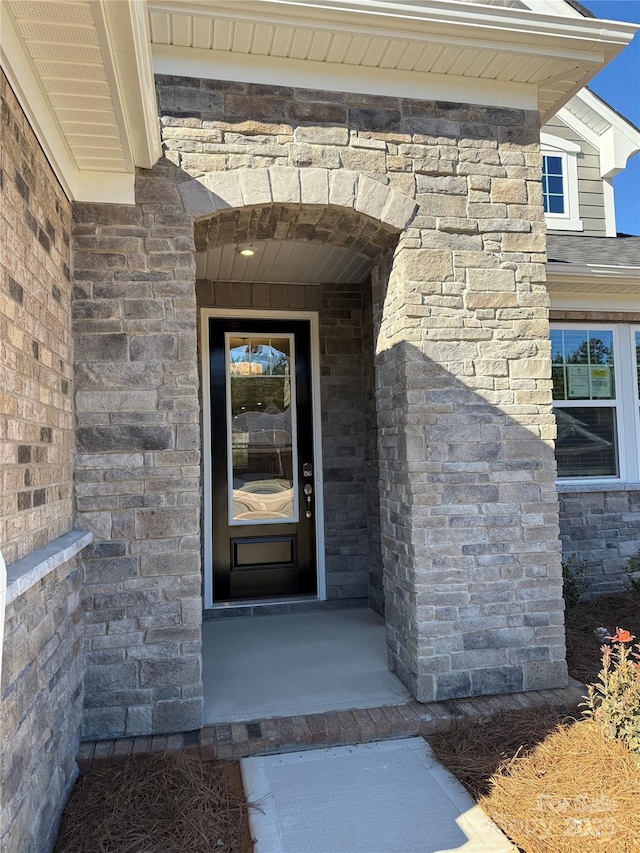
top-left (238, 245), bottom-right (256, 257)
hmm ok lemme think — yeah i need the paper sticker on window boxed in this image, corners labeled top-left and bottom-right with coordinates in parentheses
top-left (567, 364), bottom-right (612, 399)
top-left (590, 366), bottom-right (612, 398)
top-left (567, 365), bottom-right (589, 399)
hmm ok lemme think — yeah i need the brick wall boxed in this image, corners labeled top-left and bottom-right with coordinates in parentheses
top-left (1, 555), bottom-right (83, 853)
top-left (559, 488), bottom-right (640, 595)
top-left (0, 70), bottom-right (74, 565)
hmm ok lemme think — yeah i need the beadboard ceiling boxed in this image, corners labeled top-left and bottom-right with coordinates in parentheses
top-left (196, 241), bottom-right (372, 284)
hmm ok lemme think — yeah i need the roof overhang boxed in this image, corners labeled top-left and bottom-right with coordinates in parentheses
top-left (0, 0), bottom-right (161, 203)
top-left (149, 0), bottom-right (638, 119)
top-left (1, 0), bottom-right (637, 204)
top-left (546, 261), bottom-right (640, 295)
top-left (557, 88), bottom-right (640, 177)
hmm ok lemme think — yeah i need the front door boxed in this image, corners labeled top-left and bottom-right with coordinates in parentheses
top-left (209, 318), bottom-right (317, 602)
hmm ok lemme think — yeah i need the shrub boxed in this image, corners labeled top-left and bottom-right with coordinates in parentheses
top-left (561, 553), bottom-right (589, 608)
top-left (626, 549), bottom-right (640, 594)
top-left (583, 627), bottom-right (640, 757)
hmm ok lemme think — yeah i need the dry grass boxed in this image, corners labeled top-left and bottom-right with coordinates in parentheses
top-left (430, 711), bottom-right (640, 853)
top-left (565, 591), bottom-right (640, 684)
top-left (481, 720), bottom-right (640, 853)
top-left (54, 753), bottom-right (251, 853)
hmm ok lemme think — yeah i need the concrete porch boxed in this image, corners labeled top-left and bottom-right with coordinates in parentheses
top-left (202, 608), bottom-right (411, 725)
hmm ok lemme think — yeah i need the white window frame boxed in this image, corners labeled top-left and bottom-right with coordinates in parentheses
top-left (541, 133), bottom-right (584, 233)
top-left (552, 323), bottom-right (640, 485)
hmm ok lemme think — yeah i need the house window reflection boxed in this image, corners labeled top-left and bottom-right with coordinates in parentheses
top-left (226, 336), bottom-right (297, 522)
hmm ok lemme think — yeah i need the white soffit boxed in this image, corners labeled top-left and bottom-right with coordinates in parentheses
top-left (148, 0), bottom-right (638, 119)
top-left (546, 263), bottom-right (640, 296)
top-left (196, 241), bottom-right (372, 284)
top-left (0, 0), bottom-right (161, 203)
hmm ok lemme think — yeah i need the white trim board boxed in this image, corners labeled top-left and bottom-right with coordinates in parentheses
top-left (152, 43), bottom-right (537, 110)
top-left (199, 308), bottom-right (326, 609)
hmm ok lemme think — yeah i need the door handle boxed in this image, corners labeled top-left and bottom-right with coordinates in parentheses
top-left (304, 483), bottom-right (313, 518)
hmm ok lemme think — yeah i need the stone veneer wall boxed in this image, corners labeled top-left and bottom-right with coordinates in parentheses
top-left (73, 184), bottom-right (203, 739)
top-left (71, 74), bottom-right (567, 728)
top-left (558, 488), bottom-right (640, 595)
top-left (1, 555), bottom-right (84, 853)
top-left (196, 278), bottom-right (373, 602)
top-left (0, 70), bottom-right (74, 565)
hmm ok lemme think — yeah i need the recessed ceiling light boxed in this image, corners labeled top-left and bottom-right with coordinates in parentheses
top-left (238, 246), bottom-right (255, 257)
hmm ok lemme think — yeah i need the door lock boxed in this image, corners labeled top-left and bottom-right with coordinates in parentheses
top-left (303, 462), bottom-right (313, 478)
top-left (304, 483), bottom-right (313, 518)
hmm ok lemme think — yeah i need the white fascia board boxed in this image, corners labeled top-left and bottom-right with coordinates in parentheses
top-left (99, 0), bottom-right (162, 169)
top-left (169, 0), bottom-right (639, 52)
top-left (152, 43), bottom-right (537, 110)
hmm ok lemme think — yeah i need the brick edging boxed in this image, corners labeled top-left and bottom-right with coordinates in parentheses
top-left (77, 680), bottom-right (585, 773)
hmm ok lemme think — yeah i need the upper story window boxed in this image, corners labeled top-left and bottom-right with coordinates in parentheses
top-left (551, 324), bottom-right (640, 483)
top-left (542, 155), bottom-right (565, 214)
top-left (540, 133), bottom-right (583, 232)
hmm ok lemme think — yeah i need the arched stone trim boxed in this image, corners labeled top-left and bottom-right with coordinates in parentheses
top-left (178, 167), bottom-right (418, 232)
top-left (194, 203), bottom-right (400, 261)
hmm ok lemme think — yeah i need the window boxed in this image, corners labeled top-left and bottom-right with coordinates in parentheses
top-left (551, 324), bottom-right (640, 482)
top-left (542, 155), bottom-right (565, 214)
top-left (540, 134), bottom-right (583, 232)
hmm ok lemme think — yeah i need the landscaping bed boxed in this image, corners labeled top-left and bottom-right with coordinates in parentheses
top-left (429, 590), bottom-right (640, 852)
top-left (565, 590), bottom-right (640, 684)
top-left (430, 712), bottom-right (640, 853)
top-left (54, 753), bottom-right (252, 853)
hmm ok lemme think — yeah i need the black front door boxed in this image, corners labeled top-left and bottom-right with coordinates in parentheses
top-left (209, 318), bottom-right (317, 602)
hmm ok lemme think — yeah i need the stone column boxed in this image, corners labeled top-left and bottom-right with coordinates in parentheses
top-left (375, 113), bottom-right (567, 703)
top-left (73, 165), bottom-right (203, 737)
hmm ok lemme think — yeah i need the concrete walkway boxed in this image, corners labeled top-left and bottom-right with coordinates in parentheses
top-left (241, 738), bottom-right (516, 853)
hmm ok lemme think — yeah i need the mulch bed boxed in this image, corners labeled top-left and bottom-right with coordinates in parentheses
top-left (54, 753), bottom-right (253, 853)
top-left (565, 590), bottom-right (640, 684)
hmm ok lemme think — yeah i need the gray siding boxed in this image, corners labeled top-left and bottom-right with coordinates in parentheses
top-left (543, 115), bottom-right (606, 237)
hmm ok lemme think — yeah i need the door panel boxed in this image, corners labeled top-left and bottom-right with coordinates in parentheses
top-left (209, 318), bottom-right (317, 602)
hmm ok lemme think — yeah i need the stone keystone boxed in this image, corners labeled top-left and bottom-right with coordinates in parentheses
top-left (268, 167), bottom-right (301, 204)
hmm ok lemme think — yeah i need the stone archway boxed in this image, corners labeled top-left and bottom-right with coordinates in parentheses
top-left (178, 167), bottom-right (418, 247)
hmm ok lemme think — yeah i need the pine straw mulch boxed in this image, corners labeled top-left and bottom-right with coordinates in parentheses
top-left (565, 590), bottom-right (640, 684)
top-left (54, 753), bottom-right (253, 853)
top-left (429, 711), bottom-right (640, 853)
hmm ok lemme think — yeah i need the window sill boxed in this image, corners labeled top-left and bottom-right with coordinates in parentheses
top-left (556, 481), bottom-right (640, 494)
top-left (5, 530), bottom-right (93, 606)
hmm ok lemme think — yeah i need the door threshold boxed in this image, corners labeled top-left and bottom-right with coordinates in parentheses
top-left (210, 595), bottom-right (320, 610)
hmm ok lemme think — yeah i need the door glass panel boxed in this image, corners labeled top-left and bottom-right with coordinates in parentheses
top-left (226, 334), bottom-right (297, 524)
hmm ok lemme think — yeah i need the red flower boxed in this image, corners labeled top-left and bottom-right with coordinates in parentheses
top-left (606, 627), bottom-right (635, 643)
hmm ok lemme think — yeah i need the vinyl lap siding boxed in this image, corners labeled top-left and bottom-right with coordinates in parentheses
top-left (543, 115), bottom-right (606, 237)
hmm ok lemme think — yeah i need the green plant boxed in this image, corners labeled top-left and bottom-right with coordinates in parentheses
top-left (561, 553), bottom-right (589, 608)
top-left (583, 628), bottom-right (640, 757)
top-left (626, 549), bottom-right (640, 594)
